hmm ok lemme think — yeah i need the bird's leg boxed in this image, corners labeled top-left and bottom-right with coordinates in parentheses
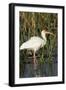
top-left (33, 50), bottom-right (38, 70)
top-left (33, 51), bottom-right (38, 65)
top-left (33, 51), bottom-right (36, 64)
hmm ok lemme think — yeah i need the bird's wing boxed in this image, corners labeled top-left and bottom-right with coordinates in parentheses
top-left (20, 36), bottom-right (44, 51)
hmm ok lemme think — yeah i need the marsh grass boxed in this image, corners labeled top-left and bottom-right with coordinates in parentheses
top-left (19, 12), bottom-right (58, 77)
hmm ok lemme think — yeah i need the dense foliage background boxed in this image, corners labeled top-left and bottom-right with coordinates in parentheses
top-left (19, 12), bottom-right (58, 77)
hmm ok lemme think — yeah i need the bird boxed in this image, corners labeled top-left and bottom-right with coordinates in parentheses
top-left (20, 30), bottom-right (55, 67)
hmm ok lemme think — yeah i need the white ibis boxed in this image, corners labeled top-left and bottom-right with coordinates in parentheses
top-left (20, 30), bottom-right (55, 66)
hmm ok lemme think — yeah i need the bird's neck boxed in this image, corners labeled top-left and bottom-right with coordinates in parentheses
top-left (41, 32), bottom-right (46, 41)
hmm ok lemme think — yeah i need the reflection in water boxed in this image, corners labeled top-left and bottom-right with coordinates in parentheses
top-left (20, 57), bottom-right (58, 78)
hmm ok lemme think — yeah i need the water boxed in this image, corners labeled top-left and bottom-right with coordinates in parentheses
top-left (20, 56), bottom-right (58, 78)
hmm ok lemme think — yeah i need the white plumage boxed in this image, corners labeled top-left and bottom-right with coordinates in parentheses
top-left (20, 30), bottom-right (54, 65)
top-left (20, 36), bottom-right (45, 52)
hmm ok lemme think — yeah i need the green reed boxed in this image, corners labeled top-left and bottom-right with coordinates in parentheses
top-left (19, 12), bottom-right (58, 64)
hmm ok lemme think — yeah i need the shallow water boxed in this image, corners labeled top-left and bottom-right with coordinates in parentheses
top-left (20, 57), bottom-right (58, 78)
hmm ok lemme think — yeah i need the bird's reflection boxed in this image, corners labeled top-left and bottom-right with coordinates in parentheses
top-left (20, 56), bottom-right (57, 78)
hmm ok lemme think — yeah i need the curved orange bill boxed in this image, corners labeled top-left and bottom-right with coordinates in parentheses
top-left (45, 31), bottom-right (55, 36)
